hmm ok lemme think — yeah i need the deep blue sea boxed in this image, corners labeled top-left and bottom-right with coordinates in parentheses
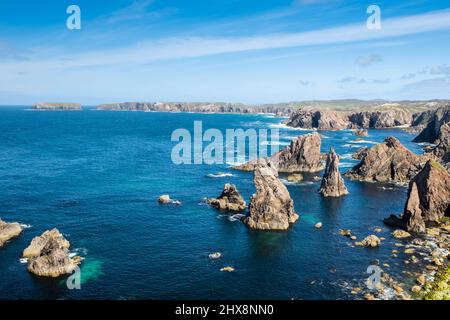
top-left (0, 106), bottom-right (425, 299)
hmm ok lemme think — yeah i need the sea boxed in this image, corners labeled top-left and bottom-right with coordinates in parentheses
top-left (0, 106), bottom-right (425, 299)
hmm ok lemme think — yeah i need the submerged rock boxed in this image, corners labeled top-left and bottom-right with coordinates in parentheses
top-left (208, 252), bottom-right (222, 259)
top-left (355, 129), bottom-right (369, 137)
top-left (245, 160), bottom-right (299, 230)
top-left (319, 147), bottom-right (349, 197)
top-left (158, 195), bottom-right (171, 204)
top-left (286, 173), bottom-right (303, 182)
top-left (345, 137), bottom-right (427, 183)
top-left (207, 183), bottom-right (246, 212)
top-left (0, 220), bottom-right (23, 247)
top-left (355, 235), bottom-right (381, 247)
top-left (23, 229), bottom-right (81, 277)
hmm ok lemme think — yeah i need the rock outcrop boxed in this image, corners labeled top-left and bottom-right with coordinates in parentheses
top-left (352, 147), bottom-right (369, 160)
top-left (413, 105), bottom-right (450, 143)
top-left (384, 160), bottom-right (450, 233)
top-left (23, 229), bottom-right (81, 277)
top-left (271, 133), bottom-right (323, 173)
top-left (348, 110), bottom-right (412, 128)
top-left (345, 137), bottom-right (427, 183)
top-left (285, 110), bottom-right (349, 130)
top-left (429, 122), bottom-right (450, 163)
top-left (245, 160), bottom-right (299, 230)
top-left (319, 148), bottom-right (349, 197)
top-left (33, 103), bottom-right (82, 111)
top-left (207, 183), bottom-right (246, 212)
top-left (233, 133), bottom-right (323, 173)
top-left (0, 220), bottom-right (22, 247)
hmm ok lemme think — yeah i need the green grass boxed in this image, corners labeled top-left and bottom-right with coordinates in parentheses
top-left (424, 263), bottom-right (450, 300)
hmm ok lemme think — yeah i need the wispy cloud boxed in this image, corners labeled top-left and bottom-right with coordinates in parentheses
top-left (355, 54), bottom-right (383, 67)
top-left (400, 73), bottom-right (416, 80)
top-left (2, 9), bottom-right (450, 72)
top-left (338, 77), bottom-right (390, 84)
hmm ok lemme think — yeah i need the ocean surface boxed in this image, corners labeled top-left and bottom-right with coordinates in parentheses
top-left (0, 106), bottom-right (425, 299)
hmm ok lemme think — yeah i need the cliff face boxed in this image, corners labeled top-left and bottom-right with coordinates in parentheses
top-left (319, 148), bottom-right (349, 197)
top-left (430, 122), bottom-right (450, 162)
top-left (413, 105), bottom-right (450, 143)
top-left (394, 161), bottom-right (450, 233)
top-left (233, 133), bottom-right (323, 173)
top-left (348, 109), bottom-right (412, 128)
top-left (285, 110), bottom-right (349, 130)
top-left (23, 229), bottom-right (82, 277)
top-left (207, 183), bottom-right (247, 212)
top-left (345, 137), bottom-right (427, 183)
top-left (97, 102), bottom-right (295, 116)
top-left (245, 160), bottom-right (299, 230)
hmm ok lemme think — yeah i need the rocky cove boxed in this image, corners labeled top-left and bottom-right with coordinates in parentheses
top-left (0, 105), bottom-right (449, 300)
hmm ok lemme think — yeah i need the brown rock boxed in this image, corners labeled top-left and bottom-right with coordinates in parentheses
top-left (23, 229), bottom-right (81, 277)
top-left (286, 109), bottom-right (349, 130)
top-left (352, 147), bottom-right (369, 160)
top-left (207, 183), bottom-right (246, 212)
top-left (345, 137), bottom-right (427, 183)
top-left (245, 160), bottom-right (299, 230)
top-left (286, 173), bottom-right (303, 182)
top-left (318, 147), bottom-right (349, 197)
top-left (402, 160), bottom-right (450, 233)
top-left (355, 235), bottom-right (381, 247)
top-left (0, 219), bottom-right (23, 247)
top-left (355, 129), bottom-right (369, 137)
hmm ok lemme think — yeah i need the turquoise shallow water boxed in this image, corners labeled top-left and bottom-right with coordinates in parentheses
top-left (0, 106), bottom-right (424, 299)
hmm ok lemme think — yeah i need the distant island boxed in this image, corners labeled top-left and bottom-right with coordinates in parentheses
top-left (32, 102), bottom-right (82, 111)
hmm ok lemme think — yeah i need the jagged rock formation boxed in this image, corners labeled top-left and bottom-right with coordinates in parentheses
top-left (352, 147), bottom-right (369, 160)
top-left (0, 220), bottom-right (22, 247)
top-left (384, 160), bottom-right (450, 233)
top-left (207, 183), bottom-right (246, 212)
top-left (245, 160), bottom-right (299, 230)
top-left (233, 133), bottom-right (323, 173)
top-left (345, 137), bottom-right (427, 183)
top-left (23, 229), bottom-right (81, 277)
top-left (33, 103), bottom-right (82, 111)
top-left (413, 105), bottom-right (450, 143)
top-left (429, 122), bottom-right (450, 163)
top-left (319, 148), bottom-right (349, 197)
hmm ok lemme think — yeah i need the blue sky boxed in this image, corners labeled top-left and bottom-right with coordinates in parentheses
top-left (1, 0), bottom-right (450, 105)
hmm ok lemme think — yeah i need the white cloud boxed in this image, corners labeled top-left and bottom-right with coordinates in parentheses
top-left (2, 8), bottom-right (450, 73)
top-left (355, 54), bottom-right (383, 66)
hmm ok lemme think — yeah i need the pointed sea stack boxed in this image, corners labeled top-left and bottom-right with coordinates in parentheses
top-left (384, 160), bottom-right (450, 233)
top-left (345, 136), bottom-right (427, 183)
top-left (319, 147), bottom-right (349, 197)
top-left (245, 159), bottom-right (299, 230)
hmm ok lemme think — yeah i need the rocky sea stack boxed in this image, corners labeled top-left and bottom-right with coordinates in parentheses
top-left (384, 160), bottom-right (450, 233)
top-left (207, 183), bottom-right (246, 212)
top-left (245, 160), bottom-right (299, 230)
top-left (345, 136), bottom-right (427, 183)
top-left (23, 229), bottom-right (82, 277)
top-left (319, 147), bottom-right (349, 197)
top-left (233, 133), bottom-right (323, 173)
top-left (0, 220), bottom-right (22, 248)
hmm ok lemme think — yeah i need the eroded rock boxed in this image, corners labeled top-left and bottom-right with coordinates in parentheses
top-left (207, 183), bottom-right (246, 212)
top-left (0, 219), bottom-right (23, 247)
top-left (319, 147), bottom-right (349, 197)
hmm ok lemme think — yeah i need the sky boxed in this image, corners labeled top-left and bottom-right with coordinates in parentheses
top-left (0, 0), bottom-right (450, 105)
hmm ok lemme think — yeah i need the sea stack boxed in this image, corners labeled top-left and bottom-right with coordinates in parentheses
top-left (207, 183), bottom-right (246, 212)
top-left (245, 159), bottom-right (299, 230)
top-left (0, 220), bottom-right (23, 248)
top-left (384, 160), bottom-right (450, 233)
top-left (319, 147), bottom-right (349, 197)
top-left (345, 136), bottom-right (427, 183)
top-left (23, 229), bottom-right (82, 277)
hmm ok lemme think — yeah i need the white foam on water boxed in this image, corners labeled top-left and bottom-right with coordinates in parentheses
top-left (269, 123), bottom-right (315, 131)
top-left (339, 162), bottom-right (355, 168)
top-left (349, 139), bottom-right (378, 144)
top-left (340, 153), bottom-right (354, 160)
top-left (20, 224), bottom-right (32, 229)
top-left (229, 214), bottom-right (246, 222)
top-left (207, 173), bottom-right (234, 178)
top-left (19, 258), bottom-right (28, 264)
